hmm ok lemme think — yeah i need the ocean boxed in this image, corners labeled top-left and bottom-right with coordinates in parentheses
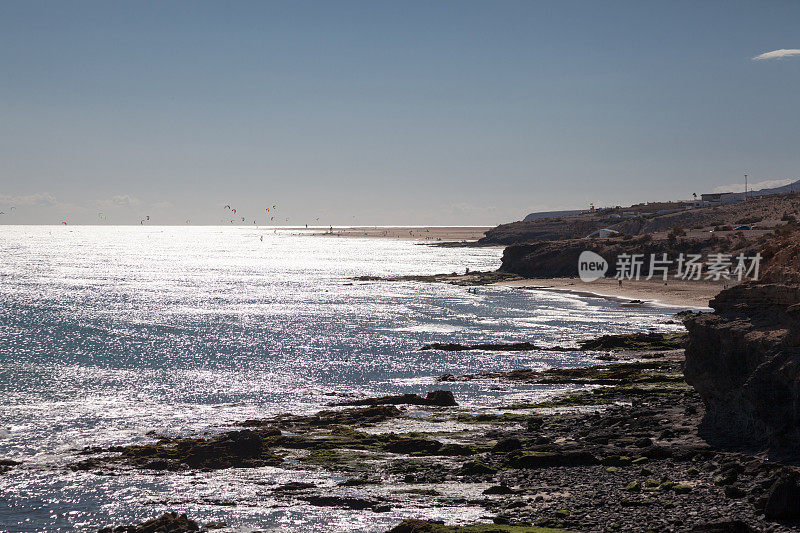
top-left (0, 226), bottom-right (684, 532)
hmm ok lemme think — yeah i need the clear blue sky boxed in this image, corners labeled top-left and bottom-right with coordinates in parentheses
top-left (1, 1), bottom-right (798, 225)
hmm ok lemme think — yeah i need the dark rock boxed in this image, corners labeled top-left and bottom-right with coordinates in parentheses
top-left (272, 481), bottom-right (316, 492)
top-left (579, 332), bottom-right (686, 351)
top-left (762, 474), bottom-right (800, 520)
top-left (425, 390), bottom-right (457, 406)
top-left (0, 458), bottom-right (21, 474)
top-left (601, 455), bottom-right (632, 467)
top-left (248, 405), bottom-right (402, 429)
top-left (744, 459), bottom-right (766, 476)
top-left (690, 521), bottom-right (757, 532)
top-left (670, 444), bottom-right (712, 462)
top-left (80, 428), bottom-right (284, 471)
top-left (458, 461), bottom-right (497, 476)
top-left (495, 236), bottom-right (740, 278)
top-left (659, 429), bottom-right (675, 440)
top-left (332, 391), bottom-right (457, 407)
top-left (97, 512), bottom-right (199, 533)
top-left (492, 438), bottom-right (522, 453)
top-left (384, 438), bottom-right (442, 454)
top-left (302, 495), bottom-right (385, 511)
top-left (724, 485), bottom-right (747, 499)
top-left (437, 443), bottom-right (474, 456)
top-left (508, 450), bottom-right (599, 468)
top-left (70, 458), bottom-right (105, 471)
top-left (526, 418), bottom-right (543, 430)
top-left (714, 469), bottom-right (738, 486)
top-left (176, 429), bottom-right (280, 469)
top-left (483, 484), bottom-right (515, 495)
top-left (625, 480), bottom-right (642, 492)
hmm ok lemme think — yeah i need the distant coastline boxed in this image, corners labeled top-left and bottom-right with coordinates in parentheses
top-left (311, 225), bottom-right (493, 243)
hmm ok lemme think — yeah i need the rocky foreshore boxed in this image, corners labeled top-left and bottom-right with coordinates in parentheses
top-left (422, 332), bottom-right (686, 354)
top-left (94, 221), bottom-right (800, 533)
top-left (87, 327), bottom-right (800, 533)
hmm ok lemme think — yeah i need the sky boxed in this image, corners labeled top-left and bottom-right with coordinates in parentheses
top-left (1, 1), bottom-right (798, 226)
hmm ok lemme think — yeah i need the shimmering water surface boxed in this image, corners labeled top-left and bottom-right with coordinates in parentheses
top-left (0, 226), bottom-right (683, 532)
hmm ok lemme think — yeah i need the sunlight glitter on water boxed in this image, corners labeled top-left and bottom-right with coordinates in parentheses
top-left (0, 226), bottom-right (681, 531)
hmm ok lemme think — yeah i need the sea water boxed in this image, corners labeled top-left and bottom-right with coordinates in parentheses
top-left (0, 226), bottom-right (683, 532)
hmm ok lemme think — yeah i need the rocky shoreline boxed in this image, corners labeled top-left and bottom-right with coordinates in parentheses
top-left (78, 328), bottom-right (800, 533)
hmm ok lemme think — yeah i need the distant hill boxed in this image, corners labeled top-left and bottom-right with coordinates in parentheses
top-left (748, 179), bottom-right (800, 197)
top-left (523, 209), bottom-right (586, 221)
top-left (480, 192), bottom-right (800, 245)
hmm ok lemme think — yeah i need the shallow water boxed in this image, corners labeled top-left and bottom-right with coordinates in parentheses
top-left (0, 226), bottom-right (683, 532)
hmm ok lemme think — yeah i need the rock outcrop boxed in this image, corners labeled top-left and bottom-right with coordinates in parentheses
top-left (331, 390), bottom-right (457, 407)
top-left (498, 236), bottom-right (757, 279)
top-left (684, 230), bottom-right (800, 455)
top-left (74, 428), bottom-right (284, 472)
top-left (98, 512), bottom-right (200, 532)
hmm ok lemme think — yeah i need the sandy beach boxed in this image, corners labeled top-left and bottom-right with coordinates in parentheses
top-left (322, 228), bottom-right (725, 309)
top-left (497, 276), bottom-right (729, 309)
top-left (312, 226), bottom-right (492, 242)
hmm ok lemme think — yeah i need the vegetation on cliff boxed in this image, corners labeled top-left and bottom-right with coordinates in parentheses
top-left (480, 193), bottom-right (800, 246)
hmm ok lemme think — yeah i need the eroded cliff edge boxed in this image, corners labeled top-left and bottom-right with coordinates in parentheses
top-left (684, 230), bottom-right (800, 456)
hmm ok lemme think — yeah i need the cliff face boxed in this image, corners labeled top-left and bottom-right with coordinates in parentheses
top-left (499, 240), bottom-right (589, 278)
top-left (499, 236), bottom-right (756, 279)
top-left (684, 230), bottom-right (800, 455)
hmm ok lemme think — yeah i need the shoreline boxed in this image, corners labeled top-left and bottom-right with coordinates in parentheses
top-left (359, 271), bottom-right (722, 310)
top-left (321, 231), bottom-right (724, 309)
top-left (496, 276), bottom-right (726, 309)
top-left (13, 234), bottom-right (784, 532)
top-left (309, 225), bottom-right (492, 242)
top-left (92, 336), bottom-right (799, 533)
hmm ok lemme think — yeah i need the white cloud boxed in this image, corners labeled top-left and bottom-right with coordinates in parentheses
top-left (98, 194), bottom-right (141, 208)
top-left (752, 49), bottom-right (800, 61)
top-left (0, 192), bottom-right (59, 207)
top-left (714, 178), bottom-right (796, 193)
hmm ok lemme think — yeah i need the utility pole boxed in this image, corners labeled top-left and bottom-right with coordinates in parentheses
top-left (744, 173), bottom-right (748, 200)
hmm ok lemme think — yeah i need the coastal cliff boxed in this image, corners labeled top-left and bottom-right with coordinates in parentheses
top-left (498, 235), bottom-right (758, 279)
top-left (684, 230), bottom-right (800, 456)
top-left (479, 192), bottom-right (800, 246)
